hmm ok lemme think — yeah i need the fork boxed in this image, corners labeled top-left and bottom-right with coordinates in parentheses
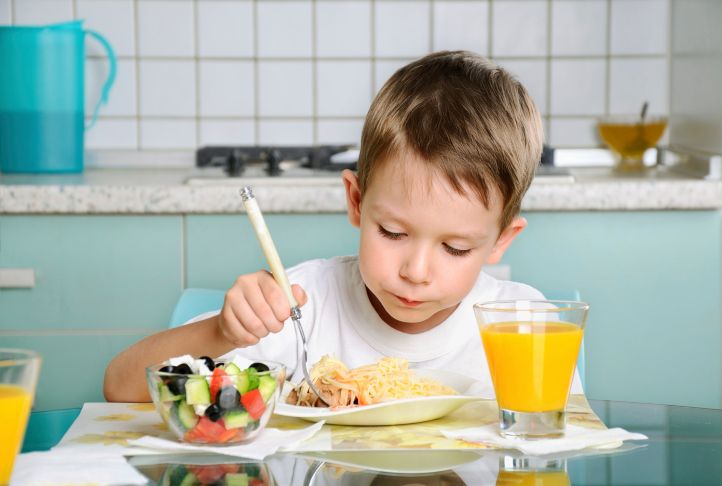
top-left (240, 186), bottom-right (330, 407)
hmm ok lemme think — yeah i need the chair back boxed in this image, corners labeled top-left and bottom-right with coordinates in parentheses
top-left (168, 288), bottom-right (225, 328)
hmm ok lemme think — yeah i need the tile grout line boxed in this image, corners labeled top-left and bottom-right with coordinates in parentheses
top-left (311, 0), bottom-right (318, 144)
top-left (9, 0), bottom-right (13, 23)
top-left (253, 0), bottom-right (260, 145)
top-left (604, 0), bottom-right (612, 115)
top-left (193, 0), bottom-right (201, 147)
top-left (133, 0), bottom-right (142, 149)
top-left (545, 0), bottom-right (552, 141)
top-left (370, 0), bottom-right (377, 93)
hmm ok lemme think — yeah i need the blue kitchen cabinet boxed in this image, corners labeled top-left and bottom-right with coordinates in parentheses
top-left (0, 215), bottom-right (182, 410)
top-left (185, 214), bottom-right (359, 289)
top-left (504, 211), bottom-right (721, 409)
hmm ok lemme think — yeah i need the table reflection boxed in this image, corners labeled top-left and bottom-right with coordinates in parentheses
top-left (128, 400), bottom-right (722, 486)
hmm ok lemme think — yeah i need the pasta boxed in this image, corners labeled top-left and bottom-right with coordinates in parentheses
top-left (286, 355), bottom-right (457, 408)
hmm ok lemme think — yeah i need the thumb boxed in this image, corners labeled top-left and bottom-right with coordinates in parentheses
top-left (291, 284), bottom-right (308, 307)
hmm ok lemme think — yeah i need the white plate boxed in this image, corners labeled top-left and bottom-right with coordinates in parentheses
top-left (274, 369), bottom-right (491, 426)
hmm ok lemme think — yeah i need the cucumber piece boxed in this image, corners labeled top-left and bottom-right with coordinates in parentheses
top-left (225, 473), bottom-right (249, 486)
top-left (224, 363), bottom-right (241, 375)
top-left (178, 472), bottom-right (197, 486)
top-left (235, 370), bottom-right (251, 394)
top-left (223, 410), bottom-right (250, 429)
top-left (257, 375), bottom-right (277, 401)
top-left (185, 377), bottom-right (211, 405)
top-left (247, 368), bottom-right (260, 390)
top-left (159, 383), bottom-right (182, 402)
top-left (177, 401), bottom-right (198, 430)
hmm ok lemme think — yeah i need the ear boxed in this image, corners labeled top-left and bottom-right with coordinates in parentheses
top-left (342, 169), bottom-right (362, 228)
top-left (485, 216), bottom-right (527, 265)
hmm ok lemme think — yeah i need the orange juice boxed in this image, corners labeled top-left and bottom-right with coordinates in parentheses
top-left (481, 322), bottom-right (582, 412)
top-left (496, 470), bottom-right (571, 486)
top-left (0, 384), bottom-right (32, 485)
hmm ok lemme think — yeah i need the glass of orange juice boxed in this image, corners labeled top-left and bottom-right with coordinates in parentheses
top-left (0, 349), bottom-right (41, 486)
top-left (474, 300), bottom-right (588, 439)
top-left (496, 456), bottom-right (569, 486)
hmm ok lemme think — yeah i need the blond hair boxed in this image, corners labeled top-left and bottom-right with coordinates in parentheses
top-left (357, 51), bottom-right (543, 230)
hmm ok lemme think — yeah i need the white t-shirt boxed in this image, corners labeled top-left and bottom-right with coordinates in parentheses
top-left (209, 255), bottom-right (583, 395)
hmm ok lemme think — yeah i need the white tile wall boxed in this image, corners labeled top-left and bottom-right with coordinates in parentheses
top-left (316, 1), bottom-right (371, 58)
top-left (197, 1), bottom-right (253, 58)
top-left (141, 120), bottom-right (196, 149)
top-left (139, 60), bottom-right (196, 116)
top-left (257, 1), bottom-right (312, 58)
top-left (609, 58), bottom-right (668, 115)
top-left (0, 0), bottom-right (10, 24)
top-left (611, 0), bottom-right (668, 55)
top-left (77, 0), bottom-right (135, 57)
top-left (257, 61), bottom-right (312, 117)
top-left (200, 120), bottom-right (255, 146)
top-left (137, 1), bottom-right (194, 57)
top-left (1, 0), bottom-right (669, 153)
top-left (375, 1), bottom-right (430, 58)
top-left (316, 61), bottom-right (372, 117)
top-left (551, 59), bottom-right (606, 116)
top-left (14, 0), bottom-right (73, 24)
top-left (551, 0), bottom-right (607, 56)
top-left (492, 0), bottom-right (548, 57)
top-left (199, 61), bottom-right (254, 117)
top-left (433, 1), bottom-right (489, 54)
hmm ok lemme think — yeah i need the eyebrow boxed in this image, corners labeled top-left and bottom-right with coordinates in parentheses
top-left (370, 203), bottom-right (490, 242)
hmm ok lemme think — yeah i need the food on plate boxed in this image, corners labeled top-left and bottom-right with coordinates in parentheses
top-left (286, 355), bottom-right (457, 408)
top-left (147, 355), bottom-right (283, 444)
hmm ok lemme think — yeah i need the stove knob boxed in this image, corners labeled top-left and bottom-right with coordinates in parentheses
top-left (227, 149), bottom-right (247, 177)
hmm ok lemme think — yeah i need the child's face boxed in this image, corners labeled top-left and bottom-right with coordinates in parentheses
top-left (343, 151), bottom-right (526, 332)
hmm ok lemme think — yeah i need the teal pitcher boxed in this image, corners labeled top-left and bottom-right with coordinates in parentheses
top-left (0, 21), bottom-right (116, 173)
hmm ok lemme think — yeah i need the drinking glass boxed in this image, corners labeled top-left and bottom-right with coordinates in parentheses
top-left (474, 300), bottom-right (588, 439)
top-left (496, 456), bottom-right (569, 486)
top-left (0, 349), bottom-right (41, 485)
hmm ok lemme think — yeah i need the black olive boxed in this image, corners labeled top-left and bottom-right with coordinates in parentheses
top-left (175, 363), bottom-right (192, 375)
top-left (249, 362), bottom-right (269, 373)
top-left (158, 365), bottom-right (176, 374)
top-left (205, 403), bottom-right (222, 422)
top-left (198, 355), bottom-right (215, 371)
top-left (166, 376), bottom-right (187, 396)
top-left (215, 362), bottom-right (224, 369)
top-left (216, 386), bottom-right (240, 411)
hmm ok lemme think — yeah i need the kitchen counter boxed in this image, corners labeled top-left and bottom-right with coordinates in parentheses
top-left (1, 166), bottom-right (721, 213)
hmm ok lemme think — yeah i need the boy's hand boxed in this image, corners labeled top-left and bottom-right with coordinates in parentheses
top-left (218, 270), bottom-right (308, 347)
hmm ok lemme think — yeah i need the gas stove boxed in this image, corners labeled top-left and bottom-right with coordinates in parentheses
top-left (195, 145), bottom-right (359, 177)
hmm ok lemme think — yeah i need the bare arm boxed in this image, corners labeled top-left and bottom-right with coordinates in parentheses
top-left (104, 271), bottom-right (307, 403)
top-left (103, 315), bottom-right (234, 402)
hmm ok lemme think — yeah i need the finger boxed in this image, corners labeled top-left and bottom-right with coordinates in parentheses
top-left (291, 284), bottom-right (308, 307)
top-left (227, 293), bottom-right (269, 340)
top-left (219, 306), bottom-right (259, 346)
top-left (259, 276), bottom-right (293, 325)
top-left (245, 283), bottom-right (284, 334)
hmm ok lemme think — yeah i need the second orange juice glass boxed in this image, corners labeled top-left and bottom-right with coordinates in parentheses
top-left (474, 301), bottom-right (588, 439)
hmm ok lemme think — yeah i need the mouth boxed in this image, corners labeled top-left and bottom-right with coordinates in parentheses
top-left (393, 294), bottom-right (424, 308)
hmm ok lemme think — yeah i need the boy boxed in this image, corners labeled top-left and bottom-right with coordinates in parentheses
top-left (104, 51), bottom-right (581, 402)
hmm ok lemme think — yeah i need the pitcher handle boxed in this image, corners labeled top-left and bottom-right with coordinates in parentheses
top-left (85, 29), bottom-right (117, 129)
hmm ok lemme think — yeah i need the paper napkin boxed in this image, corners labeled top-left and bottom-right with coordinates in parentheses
top-left (441, 424), bottom-right (647, 455)
top-left (127, 421), bottom-right (325, 460)
top-left (10, 450), bottom-right (148, 486)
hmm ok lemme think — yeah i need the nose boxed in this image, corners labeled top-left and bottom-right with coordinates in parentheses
top-left (399, 244), bottom-right (432, 285)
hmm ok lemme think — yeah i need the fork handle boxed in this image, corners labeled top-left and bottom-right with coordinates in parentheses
top-left (240, 187), bottom-right (298, 309)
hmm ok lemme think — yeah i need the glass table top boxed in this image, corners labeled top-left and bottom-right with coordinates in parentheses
top-left (127, 400), bottom-right (722, 486)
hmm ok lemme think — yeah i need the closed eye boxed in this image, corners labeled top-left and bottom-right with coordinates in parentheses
top-left (443, 243), bottom-right (472, 257)
top-left (378, 225), bottom-right (405, 240)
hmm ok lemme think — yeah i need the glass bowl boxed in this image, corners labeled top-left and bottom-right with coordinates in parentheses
top-left (597, 115), bottom-right (667, 172)
top-left (146, 358), bottom-right (286, 445)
